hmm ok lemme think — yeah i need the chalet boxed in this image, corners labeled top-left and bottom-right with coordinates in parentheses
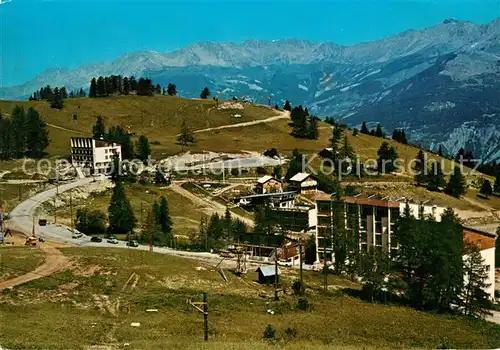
top-left (256, 175), bottom-right (282, 194)
top-left (289, 173), bottom-right (318, 195)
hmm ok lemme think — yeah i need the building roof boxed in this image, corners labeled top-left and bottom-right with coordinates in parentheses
top-left (315, 194), bottom-right (400, 208)
top-left (238, 191), bottom-right (296, 200)
top-left (257, 175), bottom-right (276, 184)
top-left (463, 226), bottom-right (498, 252)
top-left (256, 265), bottom-right (281, 277)
top-left (289, 173), bottom-right (312, 182)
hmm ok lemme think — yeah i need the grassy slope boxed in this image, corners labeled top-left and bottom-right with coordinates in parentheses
top-left (0, 96), bottom-right (278, 157)
top-left (0, 247), bottom-right (498, 349)
top-left (41, 183), bottom-right (204, 237)
top-left (0, 246), bottom-right (46, 282)
top-left (0, 96), bottom-right (494, 213)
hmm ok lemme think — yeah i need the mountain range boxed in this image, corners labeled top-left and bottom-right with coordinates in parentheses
top-left (1, 18), bottom-right (500, 162)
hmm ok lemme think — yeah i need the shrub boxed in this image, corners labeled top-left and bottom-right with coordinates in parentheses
top-left (263, 324), bottom-right (276, 339)
top-left (264, 148), bottom-right (279, 158)
top-left (292, 280), bottom-right (304, 295)
top-left (76, 209), bottom-right (106, 234)
top-left (256, 167), bottom-right (267, 175)
top-left (353, 128), bottom-right (359, 136)
top-left (73, 113), bottom-right (78, 120)
top-left (296, 297), bottom-right (310, 311)
top-left (284, 327), bottom-right (297, 339)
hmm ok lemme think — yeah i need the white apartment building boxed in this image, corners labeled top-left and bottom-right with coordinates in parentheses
top-left (71, 137), bottom-right (122, 175)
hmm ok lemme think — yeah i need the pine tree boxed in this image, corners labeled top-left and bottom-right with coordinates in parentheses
top-left (377, 142), bottom-right (398, 173)
top-left (283, 100), bottom-right (291, 111)
top-left (200, 87), bottom-right (211, 99)
top-left (107, 126), bottom-right (134, 159)
top-left (427, 161), bottom-right (446, 191)
top-left (108, 182), bottom-right (136, 235)
top-left (167, 83), bottom-right (177, 96)
top-left (50, 91), bottom-right (64, 109)
top-left (122, 77), bottom-right (130, 95)
top-left (11, 105), bottom-right (26, 157)
top-left (461, 243), bottom-right (493, 318)
top-left (307, 116), bottom-right (319, 140)
top-left (285, 149), bottom-right (303, 180)
top-left (96, 76), bottom-right (106, 97)
top-left (137, 135), bottom-right (151, 163)
top-left (92, 116), bottom-right (106, 139)
top-left (130, 76), bottom-right (138, 91)
top-left (0, 113), bottom-right (15, 159)
top-left (79, 88), bottom-right (86, 97)
top-left (177, 120), bottom-right (195, 147)
top-left (89, 78), bottom-right (97, 97)
top-left (360, 121), bottom-right (369, 135)
top-left (494, 170), bottom-right (500, 194)
top-left (446, 166), bottom-right (467, 198)
top-left (414, 150), bottom-right (427, 184)
top-left (157, 196), bottom-right (173, 247)
top-left (480, 179), bottom-right (493, 197)
top-left (155, 84), bottom-right (161, 95)
top-left (60, 87), bottom-right (68, 99)
top-left (437, 144), bottom-right (444, 157)
top-left (375, 124), bottom-right (384, 138)
top-left (338, 135), bottom-right (356, 175)
top-left (25, 107), bottom-right (49, 158)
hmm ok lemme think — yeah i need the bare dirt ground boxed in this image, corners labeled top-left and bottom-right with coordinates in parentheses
top-left (0, 244), bottom-right (71, 291)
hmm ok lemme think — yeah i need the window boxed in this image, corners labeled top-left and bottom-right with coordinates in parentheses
top-left (375, 234), bottom-right (382, 245)
top-left (375, 222), bottom-right (382, 233)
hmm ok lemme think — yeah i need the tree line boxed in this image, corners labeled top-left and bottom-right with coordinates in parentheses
top-left (91, 116), bottom-right (150, 161)
top-left (0, 106), bottom-right (49, 159)
top-left (188, 209), bottom-right (248, 251)
top-left (89, 75), bottom-right (164, 98)
top-left (283, 101), bottom-right (318, 140)
top-left (29, 85), bottom-right (86, 109)
top-left (76, 181), bottom-right (175, 246)
top-left (321, 198), bottom-right (493, 318)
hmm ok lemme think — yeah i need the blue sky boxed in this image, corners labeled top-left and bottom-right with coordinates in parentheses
top-left (1, 0), bottom-right (499, 87)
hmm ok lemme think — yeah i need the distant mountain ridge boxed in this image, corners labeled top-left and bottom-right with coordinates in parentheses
top-left (1, 18), bottom-right (500, 162)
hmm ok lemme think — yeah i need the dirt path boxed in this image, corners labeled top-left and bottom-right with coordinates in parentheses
top-left (169, 182), bottom-right (254, 227)
top-left (47, 123), bottom-right (86, 135)
top-left (182, 110), bottom-right (290, 135)
top-left (0, 246), bottom-right (71, 290)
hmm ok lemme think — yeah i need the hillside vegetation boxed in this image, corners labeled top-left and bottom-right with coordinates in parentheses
top-left (0, 247), bottom-right (499, 349)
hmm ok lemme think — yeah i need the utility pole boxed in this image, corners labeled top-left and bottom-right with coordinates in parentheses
top-left (299, 238), bottom-right (303, 292)
top-left (69, 189), bottom-right (74, 234)
top-left (203, 292), bottom-right (208, 341)
top-left (274, 247), bottom-right (279, 301)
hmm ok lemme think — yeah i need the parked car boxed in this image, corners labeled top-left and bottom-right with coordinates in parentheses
top-left (90, 236), bottom-right (103, 243)
top-left (107, 237), bottom-right (119, 244)
top-left (38, 237), bottom-right (45, 242)
top-left (127, 240), bottom-right (139, 247)
top-left (72, 233), bottom-right (83, 239)
top-left (38, 219), bottom-right (47, 226)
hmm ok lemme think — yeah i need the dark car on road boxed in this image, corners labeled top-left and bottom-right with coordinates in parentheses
top-left (90, 236), bottom-right (103, 243)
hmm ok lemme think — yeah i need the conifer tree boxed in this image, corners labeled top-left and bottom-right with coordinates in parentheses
top-left (107, 126), bottom-right (134, 159)
top-left (167, 83), bottom-right (177, 96)
top-left (446, 166), bottom-right (467, 198)
top-left (92, 116), bottom-right (106, 139)
top-left (50, 91), bottom-right (64, 109)
top-left (96, 76), bottom-right (106, 97)
top-left (480, 179), bottom-right (493, 197)
top-left (307, 116), bottom-right (319, 140)
top-left (461, 243), bottom-right (493, 318)
top-left (377, 142), bottom-right (398, 173)
top-left (0, 113), bottom-right (15, 159)
top-left (137, 135), bottom-right (151, 163)
top-left (494, 170), bottom-right (500, 194)
top-left (283, 100), bottom-right (291, 111)
top-left (285, 149), bottom-right (303, 180)
top-left (200, 87), bottom-right (211, 99)
top-left (157, 196), bottom-right (173, 246)
top-left (89, 78), bottom-right (97, 97)
top-left (11, 106), bottom-right (26, 157)
top-left (360, 121), bottom-right (369, 135)
top-left (122, 77), bottom-right (130, 95)
top-left (375, 124), bottom-right (384, 138)
top-left (427, 161), bottom-right (446, 191)
top-left (79, 88), bottom-right (86, 97)
top-left (25, 107), bottom-right (49, 158)
top-left (177, 119), bottom-right (195, 147)
top-left (414, 150), bottom-right (427, 184)
top-left (437, 144), bottom-right (444, 157)
top-left (108, 182), bottom-right (136, 235)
